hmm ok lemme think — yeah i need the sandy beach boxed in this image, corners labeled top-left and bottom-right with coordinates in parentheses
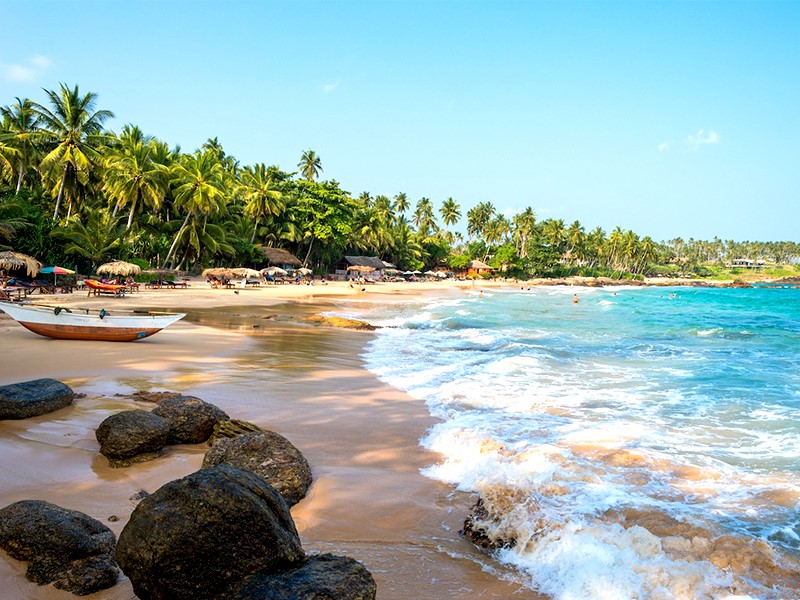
top-left (0, 280), bottom-right (538, 599)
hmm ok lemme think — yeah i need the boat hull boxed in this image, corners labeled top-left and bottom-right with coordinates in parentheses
top-left (16, 321), bottom-right (165, 341)
top-left (0, 302), bottom-right (185, 342)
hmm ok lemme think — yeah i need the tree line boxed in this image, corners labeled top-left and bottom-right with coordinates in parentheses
top-left (1, 84), bottom-right (798, 278)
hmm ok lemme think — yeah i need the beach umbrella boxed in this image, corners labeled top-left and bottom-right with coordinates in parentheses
top-left (97, 260), bottom-right (141, 277)
top-left (40, 265), bottom-right (75, 286)
top-left (0, 251), bottom-right (42, 277)
top-left (231, 267), bottom-right (262, 278)
top-left (435, 271), bottom-right (447, 278)
top-left (424, 270), bottom-right (437, 276)
top-left (201, 267), bottom-right (235, 279)
top-left (296, 267), bottom-right (313, 276)
top-left (261, 266), bottom-right (288, 276)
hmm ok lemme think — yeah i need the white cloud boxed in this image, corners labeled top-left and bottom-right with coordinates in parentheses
top-left (321, 79), bottom-right (341, 93)
top-left (685, 129), bottom-right (720, 146)
top-left (0, 55), bottom-right (53, 82)
top-left (29, 54), bottom-right (53, 69)
top-left (658, 141), bottom-right (670, 153)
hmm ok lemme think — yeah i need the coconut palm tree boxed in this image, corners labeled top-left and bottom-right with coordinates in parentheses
top-left (240, 163), bottom-right (284, 243)
top-left (512, 207), bottom-right (536, 258)
top-left (466, 201), bottom-right (496, 243)
top-left (32, 84), bottom-right (114, 219)
top-left (297, 149), bottom-right (322, 182)
top-left (1, 98), bottom-right (39, 192)
top-left (52, 208), bottom-right (125, 269)
top-left (393, 192), bottom-right (409, 217)
top-left (439, 197), bottom-right (461, 234)
top-left (103, 131), bottom-right (168, 230)
top-left (412, 197), bottom-right (436, 237)
top-left (163, 151), bottom-right (226, 268)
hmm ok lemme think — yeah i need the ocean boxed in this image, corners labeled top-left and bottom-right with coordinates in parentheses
top-left (346, 286), bottom-right (800, 599)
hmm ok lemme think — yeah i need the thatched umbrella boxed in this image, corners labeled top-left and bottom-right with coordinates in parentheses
top-left (261, 266), bottom-right (287, 276)
top-left (296, 267), bottom-right (313, 276)
top-left (347, 265), bottom-right (375, 273)
top-left (0, 251), bottom-right (42, 277)
top-left (201, 267), bottom-right (235, 279)
top-left (230, 267), bottom-right (262, 278)
top-left (97, 260), bottom-right (141, 277)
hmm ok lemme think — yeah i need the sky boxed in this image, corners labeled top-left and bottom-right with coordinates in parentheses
top-left (2, 1), bottom-right (799, 243)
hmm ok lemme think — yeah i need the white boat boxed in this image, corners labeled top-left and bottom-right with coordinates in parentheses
top-left (0, 301), bottom-right (185, 342)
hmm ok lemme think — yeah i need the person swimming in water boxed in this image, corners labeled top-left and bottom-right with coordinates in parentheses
top-left (572, 294), bottom-right (579, 304)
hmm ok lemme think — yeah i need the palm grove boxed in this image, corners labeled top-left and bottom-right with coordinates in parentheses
top-left (1, 84), bottom-right (797, 279)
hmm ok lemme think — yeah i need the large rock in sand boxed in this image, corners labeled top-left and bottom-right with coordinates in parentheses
top-left (115, 465), bottom-right (304, 600)
top-left (202, 431), bottom-right (312, 505)
top-left (152, 395), bottom-right (229, 444)
top-left (0, 500), bottom-right (119, 595)
top-left (95, 409), bottom-right (170, 465)
top-left (223, 553), bottom-right (377, 600)
top-left (0, 378), bottom-right (74, 420)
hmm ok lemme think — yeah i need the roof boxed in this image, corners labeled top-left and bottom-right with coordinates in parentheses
top-left (260, 247), bottom-right (302, 267)
top-left (468, 260), bottom-right (492, 270)
top-left (343, 256), bottom-right (388, 269)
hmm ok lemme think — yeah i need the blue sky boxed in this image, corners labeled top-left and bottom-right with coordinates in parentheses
top-left (3, 1), bottom-right (799, 242)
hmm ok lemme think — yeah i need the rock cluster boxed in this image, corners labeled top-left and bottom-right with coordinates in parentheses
top-left (1, 383), bottom-right (375, 598)
top-left (0, 500), bottom-right (119, 596)
top-left (95, 395), bottom-right (229, 466)
top-left (0, 378), bottom-right (74, 420)
top-left (116, 465), bottom-right (375, 600)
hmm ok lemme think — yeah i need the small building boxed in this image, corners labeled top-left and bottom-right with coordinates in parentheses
top-left (466, 259), bottom-right (493, 276)
top-left (260, 247), bottom-right (302, 270)
top-left (729, 258), bottom-right (765, 269)
top-left (333, 256), bottom-right (391, 276)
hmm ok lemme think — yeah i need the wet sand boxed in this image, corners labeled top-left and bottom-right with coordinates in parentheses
top-left (0, 286), bottom-right (538, 599)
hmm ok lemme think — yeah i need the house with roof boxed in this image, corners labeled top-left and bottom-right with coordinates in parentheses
top-left (332, 255), bottom-right (394, 276)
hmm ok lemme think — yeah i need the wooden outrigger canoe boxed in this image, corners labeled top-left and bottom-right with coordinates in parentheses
top-left (0, 301), bottom-right (185, 342)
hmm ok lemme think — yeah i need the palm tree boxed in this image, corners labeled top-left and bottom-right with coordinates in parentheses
top-left (297, 149), bottom-right (322, 182)
top-left (240, 163), bottom-right (284, 243)
top-left (466, 201), bottom-right (496, 243)
top-left (163, 151), bottom-right (226, 268)
top-left (439, 197), bottom-right (461, 234)
top-left (393, 192), bottom-right (409, 216)
top-left (512, 207), bottom-right (536, 258)
top-left (412, 197), bottom-right (436, 237)
top-left (32, 84), bottom-right (114, 219)
top-left (103, 131), bottom-right (168, 230)
top-left (1, 98), bottom-right (39, 192)
top-left (52, 208), bottom-right (125, 269)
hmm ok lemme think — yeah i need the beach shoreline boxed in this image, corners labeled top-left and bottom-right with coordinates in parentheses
top-left (0, 282), bottom-right (538, 599)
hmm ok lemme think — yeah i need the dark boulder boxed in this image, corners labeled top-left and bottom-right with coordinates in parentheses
top-left (0, 500), bottom-right (119, 595)
top-left (115, 465), bottom-right (304, 600)
top-left (95, 409), bottom-right (170, 465)
top-left (203, 431), bottom-right (312, 506)
top-left (728, 279), bottom-right (753, 288)
top-left (0, 378), bottom-right (74, 420)
top-left (151, 395), bottom-right (229, 444)
top-left (223, 553), bottom-right (377, 600)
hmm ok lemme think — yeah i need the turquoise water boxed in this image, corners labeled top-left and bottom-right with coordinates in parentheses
top-left (348, 286), bottom-right (800, 599)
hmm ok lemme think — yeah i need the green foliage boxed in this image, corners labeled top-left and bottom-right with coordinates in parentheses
top-left (447, 254), bottom-right (471, 270)
top-left (4, 83), bottom-right (800, 278)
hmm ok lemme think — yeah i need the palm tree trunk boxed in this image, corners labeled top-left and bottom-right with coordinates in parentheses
top-left (302, 236), bottom-right (315, 267)
top-left (250, 218), bottom-right (258, 244)
top-left (15, 163), bottom-right (24, 193)
top-left (164, 213), bottom-right (191, 268)
top-left (53, 168), bottom-right (67, 219)
top-left (111, 202), bottom-right (120, 218)
top-left (126, 198), bottom-right (137, 230)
